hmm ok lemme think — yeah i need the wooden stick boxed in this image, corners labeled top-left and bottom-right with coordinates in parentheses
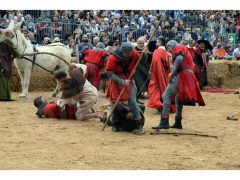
top-left (137, 75), bottom-right (150, 97)
top-left (102, 11), bottom-right (166, 131)
top-left (21, 52), bottom-right (70, 66)
top-left (150, 131), bottom-right (218, 138)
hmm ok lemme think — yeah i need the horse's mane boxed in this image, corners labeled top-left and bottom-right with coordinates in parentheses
top-left (16, 30), bottom-right (31, 48)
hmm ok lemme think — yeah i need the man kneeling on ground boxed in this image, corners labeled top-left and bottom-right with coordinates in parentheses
top-left (54, 64), bottom-right (105, 121)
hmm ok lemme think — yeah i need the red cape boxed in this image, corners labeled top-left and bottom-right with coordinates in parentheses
top-left (172, 45), bottom-right (205, 106)
top-left (106, 49), bottom-right (140, 102)
top-left (42, 102), bottom-right (75, 119)
top-left (83, 49), bottom-right (108, 89)
top-left (147, 48), bottom-right (176, 112)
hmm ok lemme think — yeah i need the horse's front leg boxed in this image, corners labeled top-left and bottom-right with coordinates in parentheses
top-left (17, 70), bottom-right (26, 98)
top-left (20, 70), bottom-right (31, 98)
top-left (52, 79), bottom-right (61, 97)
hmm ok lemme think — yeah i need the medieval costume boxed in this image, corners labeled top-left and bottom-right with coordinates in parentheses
top-left (106, 43), bottom-right (144, 133)
top-left (83, 42), bottom-right (108, 90)
top-left (55, 64), bottom-right (99, 121)
top-left (195, 40), bottom-right (213, 89)
top-left (147, 47), bottom-right (176, 113)
top-left (0, 34), bottom-right (20, 101)
top-left (152, 40), bottom-right (205, 130)
top-left (34, 97), bottom-right (77, 119)
top-left (133, 45), bottom-right (149, 98)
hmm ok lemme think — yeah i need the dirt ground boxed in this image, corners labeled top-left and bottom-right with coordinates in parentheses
top-left (0, 91), bottom-right (239, 170)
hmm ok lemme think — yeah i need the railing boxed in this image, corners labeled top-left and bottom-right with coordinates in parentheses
top-left (24, 21), bottom-right (239, 47)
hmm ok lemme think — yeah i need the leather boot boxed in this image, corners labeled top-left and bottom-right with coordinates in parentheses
top-left (152, 115), bottom-right (169, 129)
top-left (170, 116), bottom-right (182, 129)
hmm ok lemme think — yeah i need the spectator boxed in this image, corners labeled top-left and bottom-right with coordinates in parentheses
top-left (42, 36), bottom-right (51, 46)
top-left (77, 34), bottom-right (93, 62)
top-left (66, 38), bottom-right (76, 57)
top-left (28, 32), bottom-right (38, 45)
top-left (233, 43), bottom-right (240, 60)
top-left (124, 31), bottom-right (135, 42)
top-left (92, 36), bottom-right (99, 48)
top-left (182, 27), bottom-right (192, 41)
top-left (53, 37), bottom-right (60, 43)
top-left (89, 20), bottom-right (100, 36)
top-left (225, 44), bottom-right (234, 60)
top-left (214, 43), bottom-right (227, 60)
top-left (50, 16), bottom-right (62, 37)
top-left (25, 14), bottom-right (36, 34)
top-left (102, 36), bottom-right (109, 47)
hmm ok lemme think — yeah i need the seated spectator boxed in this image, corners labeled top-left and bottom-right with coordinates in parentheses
top-left (66, 38), bottom-right (76, 57)
top-left (77, 34), bottom-right (93, 62)
top-left (42, 36), bottom-right (51, 46)
top-left (214, 43), bottom-right (227, 60)
top-left (28, 32), bottom-right (38, 45)
top-left (53, 37), bottom-right (60, 43)
top-left (182, 27), bottom-right (192, 41)
top-left (102, 36), bottom-right (109, 47)
top-left (92, 36), bottom-right (99, 48)
top-left (225, 44), bottom-right (234, 60)
top-left (25, 14), bottom-right (36, 34)
top-left (105, 40), bottom-right (115, 53)
top-left (50, 16), bottom-right (62, 35)
top-left (233, 43), bottom-right (240, 60)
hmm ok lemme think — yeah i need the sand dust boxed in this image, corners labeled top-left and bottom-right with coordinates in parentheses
top-left (0, 91), bottom-right (239, 170)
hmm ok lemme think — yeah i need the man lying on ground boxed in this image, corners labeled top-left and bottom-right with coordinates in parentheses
top-left (34, 96), bottom-right (106, 121)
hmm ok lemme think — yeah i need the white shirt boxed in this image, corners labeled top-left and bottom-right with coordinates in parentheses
top-left (233, 48), bottom-right (240, 57)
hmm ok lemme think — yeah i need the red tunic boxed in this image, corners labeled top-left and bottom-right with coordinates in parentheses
top-left (172, 45), bottom-right (205, 106)
top-left (83, 49), bottom-right (108, 89)
top-left (106, 49), bottom-right (140, 102)
top-left (187, 47), bottom-right (200, 80)
top-left (147, 48), bottom-right (176, 112)
top-left (42, 102), bottom-right (76, 119)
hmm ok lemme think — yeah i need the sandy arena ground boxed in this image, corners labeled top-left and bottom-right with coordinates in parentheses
top-left (0, 91), bottom-right (239, 170)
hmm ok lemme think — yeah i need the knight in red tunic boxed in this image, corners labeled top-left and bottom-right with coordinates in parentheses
top-left (83, 42), bottom-right (108, 90)
top-left (34, 96), bottom-right (76, 119)
top-left (152, 40), bottom-right (205, 130)
top-left (147, 37), bottom-right (176, 114)
top-left (106, 42), bottom-right (145, 133)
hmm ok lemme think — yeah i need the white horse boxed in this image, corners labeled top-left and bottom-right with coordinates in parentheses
top-left (6, 21), bottom-right (71, 98)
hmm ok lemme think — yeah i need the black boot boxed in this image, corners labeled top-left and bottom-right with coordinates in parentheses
top-left (152, 115), bottom-right (169, 129)
top-left (170, 116), bottom-right (182, 129)
top-left (155, 108), bottom-right (162, 115)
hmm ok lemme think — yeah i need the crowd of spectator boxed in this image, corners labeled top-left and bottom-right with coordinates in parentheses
top-left (0, 10), bottom-right (240, 60)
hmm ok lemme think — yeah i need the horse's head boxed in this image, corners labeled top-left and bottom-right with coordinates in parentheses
top-left (4, 20), bottom-right (28, 52)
